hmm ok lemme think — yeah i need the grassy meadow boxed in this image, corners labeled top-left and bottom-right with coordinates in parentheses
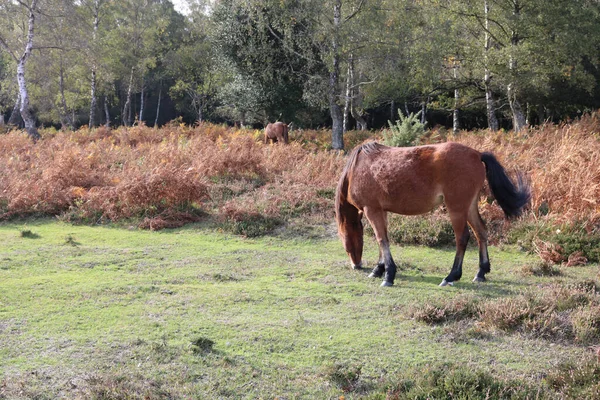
top-left (1, 118), bottom-right (600, 398)
top-left (1, 220), bottom-right (599, 399)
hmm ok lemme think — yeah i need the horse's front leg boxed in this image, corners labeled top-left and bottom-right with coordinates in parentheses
top-left (364, 208), bottom-right (397, 287)
top-left (368, 247), bottom-right (386, 278)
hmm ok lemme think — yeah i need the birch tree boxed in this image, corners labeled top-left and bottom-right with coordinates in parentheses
top-left (0, 0), bottom-right (40, 140)
top-left (482, 0), bottom-right (499, 130)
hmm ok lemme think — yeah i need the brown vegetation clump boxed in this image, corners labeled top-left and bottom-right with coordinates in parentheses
top-left (1, 115), bottom-right (600, 234)
top-left (0, 123), bottom-right (344, 230)
top-left (409, 282), bottom-right (600, 344)
top-left (454, 113), bottom-right (600, 228)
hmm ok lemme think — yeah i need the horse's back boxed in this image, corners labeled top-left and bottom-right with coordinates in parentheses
top-left (265, 122), bottom-right (288, 143)
top-left (347, 142), bottom-right (485, 215)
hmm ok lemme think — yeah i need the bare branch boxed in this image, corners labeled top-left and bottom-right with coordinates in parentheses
top-left (344, 0), bottom-right (365, 23)
top-left (0, 36), bottom-right (18, 61)
top-left (266, 24), bottom-right (318, 64)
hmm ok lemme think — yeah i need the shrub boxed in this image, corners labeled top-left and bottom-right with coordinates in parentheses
top-left (382, 110), bottom-right (426, 147)
top-left (220, 204), bottom-right (282, 237)
top-left (545, 359), bottom-right (600, 398)
top-left (322, 362), bottom-right (362, 392)
top-left (571, 306), bottom-right (600, 344)
top-left (386, 363), bottom-right (546, 399)
top-left (409, 294), bottom-right (479, 324)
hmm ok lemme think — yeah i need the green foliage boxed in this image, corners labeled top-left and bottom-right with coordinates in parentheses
top-left (386, 363), bottom-right (547, 399)
top-left (507, 221), bottom-right (600, 263)
top-left (382, 110), bottom-right (426, 147)
top-left (546, 360), bottom-right (600, 399)
top-left (323, 362), bottom-right (362, 392)
top-left (222, 212), bottom-right (282, 237)
top-left (191, 337), bottom-right (215, 354)
top-left (20, 229), bottom-right (40, 239)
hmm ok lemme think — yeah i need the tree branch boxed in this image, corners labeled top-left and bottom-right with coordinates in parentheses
top-left (344, 0), bottom-right (365, 23)
top-left (0, 36), bottom-right (18, 62)
top-left (266, 23), bottom-right (318, 64)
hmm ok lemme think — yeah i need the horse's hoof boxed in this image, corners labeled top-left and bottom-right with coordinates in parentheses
top-left (439, 279), bottom-right (454, 287)
top-left (380, 281), bottom-right (393, 287)
top-left (368, 272), bottom-right (379, 278)
top-left (352, 262), bottom-right (363, 270)
top-left (473, 276), bottom-right (486, 283)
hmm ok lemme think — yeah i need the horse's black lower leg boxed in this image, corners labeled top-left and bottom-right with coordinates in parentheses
top-left (473, 245), bottom-right (490, 282)
top-left (440, 226), bottom-right (470, 287)
top-left (368, 240), bottom-right (397, 286)
top-left (369, 248), bottom-right (385, 278)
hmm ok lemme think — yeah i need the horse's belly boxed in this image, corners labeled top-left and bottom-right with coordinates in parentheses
top-left (385, 193), bottom-right (444, 215)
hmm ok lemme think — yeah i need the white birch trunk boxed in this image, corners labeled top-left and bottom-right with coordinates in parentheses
top-left (420, 98), bottom-right (428, 125)
top-left (453, 62), bottom-right (460, 135)
top-left (329, 0), bottom-right (344, 150)
top-left (343, 56), bottom-right (352, 133)
top-left (104, 96), bottom-right (110, 127)
top-left (58, 59), bottom-right (73, 130)
top-left (139, 79), bottom-right (145, 124)
top-left (154, 88), bottom-right (161, 127)
top-left (508, 0), bottom-right (526, 133)
top-left (7, 94), bottom-right (21, 127)
top-left (350, 64), bottom-right (367, 130)
top-left (122, 66), bottom-right (134, 126)
top-left (483, 0), bottom-right (499, 131)
top-left (17, 0), bottom-right (40, 141)
top-left (89, 0), bottom-right (100, 128)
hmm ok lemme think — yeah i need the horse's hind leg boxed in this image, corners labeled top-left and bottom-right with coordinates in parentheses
top-left (467, 200), bottom-right (490, 282)
top-left (363, 207), bottom-right (396, 287)
top-left (440, 212), bottom-right (470, 287)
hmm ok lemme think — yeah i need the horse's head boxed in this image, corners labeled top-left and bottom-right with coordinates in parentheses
top-left (337, 206), bottom-right (364, 269)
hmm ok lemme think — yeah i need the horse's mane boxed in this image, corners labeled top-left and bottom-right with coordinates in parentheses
top-left (359, 141), bottom-right (384, 156)
top-left (335, 141), bottom-right (383, 224)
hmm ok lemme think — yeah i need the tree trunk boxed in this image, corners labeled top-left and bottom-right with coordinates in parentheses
top-left (349, 57), bottom-right (367, 130)
top-left (122, 66), bottom-right (134, 126)
top-left (139, 79), bottom-right (145, 124)
top-left (58, 59), bottom-right (73, 130)
top-left (329, 0), bottom-right (344, 150)
top-left (343, 55), bottom-right (352, 133)
top-left (88, 0), bottom-right (100, 128)
top-left (104, 95), bottom-right (110, 128)
top-left (508, 0), bottom-right (526, 132)
top-left (390, 100), bottom-right (395, 121)
top-left (154, 88), bottom-right (161, 127)
top-left (508, 83), bottom-right (526, 132)
top-left (18, 1), bottom-right (40, 141)
top-left (483, 0), bottom-right (499, 131)
top-left (453, 61), bottom-right (460, 135)
top-left (7, 94), bottom-right (21, 127)
top-left (420, 98), bottom-right (428, 125)
top-left (89, 66), bottom-right (97, 127)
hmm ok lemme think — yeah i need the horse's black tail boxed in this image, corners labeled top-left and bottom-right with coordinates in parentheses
top-left (481, 152), bottom-right (531, 219)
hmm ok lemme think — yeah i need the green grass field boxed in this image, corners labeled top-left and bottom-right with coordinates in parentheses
top-left (1, 220), bottom-right (598, 399)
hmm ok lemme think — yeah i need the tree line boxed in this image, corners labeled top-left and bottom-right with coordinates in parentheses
top-left (1, 0), bottom-right (599, 149)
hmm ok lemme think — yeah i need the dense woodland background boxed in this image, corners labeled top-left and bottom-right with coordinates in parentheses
top-left (1, 0), bottom-right (600, 148)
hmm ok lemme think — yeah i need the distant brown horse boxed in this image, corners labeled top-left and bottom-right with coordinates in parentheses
top-left (335, 141), bottom-right (530, 287)
top-left (264, 122), bottom-right (289, 144)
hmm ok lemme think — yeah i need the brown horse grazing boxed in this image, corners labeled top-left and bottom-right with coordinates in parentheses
top-left (335, 141), bottom-right (531, 287)
top-left (264, 122), bottom-right (289, 144)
